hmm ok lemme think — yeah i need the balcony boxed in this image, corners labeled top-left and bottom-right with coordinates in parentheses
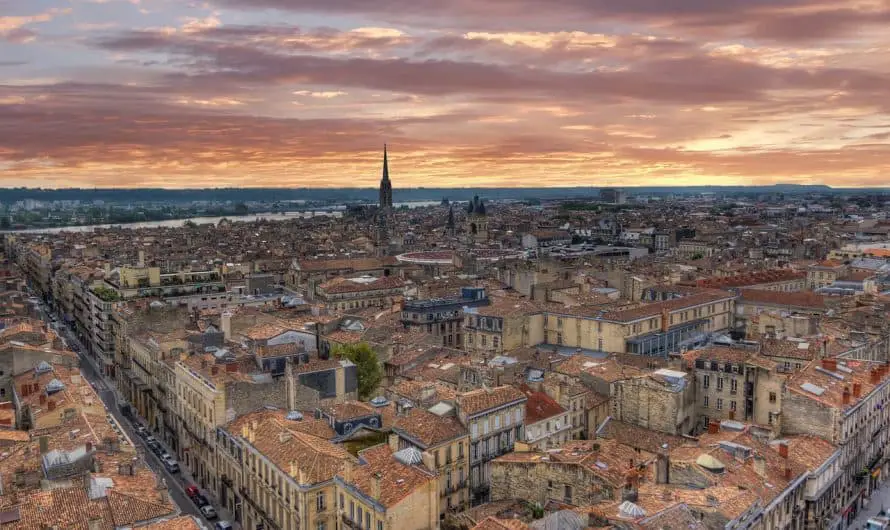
top-left (341, 514), bottom-right (360, 529)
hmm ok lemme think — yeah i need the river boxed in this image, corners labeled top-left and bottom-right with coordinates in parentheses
top-left (3, 201), bottom-right (444, 234)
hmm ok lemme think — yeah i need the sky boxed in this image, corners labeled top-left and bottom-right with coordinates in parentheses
top-left (1, 0), bottom-right (890, 189)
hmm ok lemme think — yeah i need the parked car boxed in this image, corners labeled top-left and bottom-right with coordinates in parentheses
top-left (185, 485), bottom-right (200, 499)
top-left (200, 505), bottom-right (218, 520)
top-left (163, 459), bottom-right (180, 474)
top-left (214, 522), bottom-right (233, 530)
top-left (193, 494), bottom-right (210, 508)
top-left (134, 426), bottom-right (147, 438)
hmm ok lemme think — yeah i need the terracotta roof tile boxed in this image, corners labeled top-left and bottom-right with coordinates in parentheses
top-left (458, 386), bottom-right (526, 417)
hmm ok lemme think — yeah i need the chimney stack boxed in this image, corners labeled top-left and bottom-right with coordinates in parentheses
top-left (871, 368), bottom-right (880, 385)
top-left (371, 472), bottom-right (382, 500)
top-left (661, 308), bottom-right (670, 333)
top-left (778, 442), bottom-right (788, 459)
top-left (753, 455), bottom-right (766, 478)
top-left (708, 419), bottom-right (720, 434)
top-left (47, 399), bottom-right (56, 411)
top-left (342, 459), bottom-right (354, 484)
top-left (784, 466), bottom-right (793, 480)
top-left (655, 453), bottom-right (670, 485)
top-left (211, 365), bottom-right (219, 376)
top-left (842, 386), bottom-right (851, 405)
top-left (39, 394), bottom-right (46, 404)
top-left (221, 311), bottom-right (232, 341)
top-left (822, 358), bottom-right (837, 372)
top-left (853, 382), bottom-right (862, 398)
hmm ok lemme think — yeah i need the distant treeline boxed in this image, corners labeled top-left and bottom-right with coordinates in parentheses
top-left (0, 184), bottom-right (882, 205)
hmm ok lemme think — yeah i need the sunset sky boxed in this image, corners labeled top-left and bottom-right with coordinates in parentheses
top-left (1, 0), bottom-right (890, 189)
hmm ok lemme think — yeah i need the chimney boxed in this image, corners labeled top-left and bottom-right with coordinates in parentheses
top-left (221, 311), bottom-right (232, 341)
top-left (753, 455), bottom-right (766, 478)
top-left (278, 431), bottom-right (292, 443)
top-left (39, 394), bottom-right (46, 404)
top-left (661, 308), bottom-right (670, 332)
top-left (371, 472), bottom-right (382, 500)
top-left (83, 471), bottom-right (92, 493)
top-left (88, 518), bottom-right (103, 530)
top-left (48, 399), bottom-right (56, 411)
top-left (39, 435), bottom-right (49, 454)
top-left (201, 359), bottom-right (208, 369)
top-left (86, 441), bottom-right (93, 453)
top-left (784, 465), bottom-right (793, 480)
top-left (388, 433), bottom-right (400, 452)
top-left (211, 365), bottom-right (219, 376)
top-left (853, 382), bottom-right (862, 398)
top-left (842, 386), bottom-right (851, 405)
top-left (871, 368), bottom-right (881, 385)
top-left (708, 419), bottom-right (720, 434)
top-left (822, 358), bottom-right (837, 372)
top-left (342, 459), bottom-right (354, 484)
top-left (20, 385), bottom-right (29, 398)
top-left (655, 453), bottom-right (670, 485)
top-left (778, 442), bottom-right (788, 459)
top-left (225, 362), bottom-right (238, 373)
top-left (290, 460), bottom-right (298, 479)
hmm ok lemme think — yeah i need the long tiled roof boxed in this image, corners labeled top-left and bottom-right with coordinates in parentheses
top-left (458, 386), bottom-right (526, 416)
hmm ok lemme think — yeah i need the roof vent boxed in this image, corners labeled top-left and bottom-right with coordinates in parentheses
top-left (618, 501), bottom-right (647, 519)
top-left (393, 447), bottom-right (423, 466)
top-left (35, 361), bottom-right (52, 374)
top-left (45, 379), bottom-right (65, 395)
top-left (285, 411), bottom-right (303, 421)
top-left (369, 396), bottom-right (389, 407)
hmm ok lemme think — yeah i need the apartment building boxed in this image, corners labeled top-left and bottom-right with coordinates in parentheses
top-left (174, 353), bottom-right (286, 491)
top-left (545, 290), bottom-right (736, 357)
top-left (782, 358), bottom-right (890, 526)
top-left (610, 368), bottom-right (696, 436)
top-left (390, 406), bottom-right (470, 517)
top-left (686, 346), bottom-right (784, 429)
top-left (517, 385), bottom-right (570, 450)
top-left (463, 297), bottom-right (544, 356)
top-left (455, 385), bottom-right (527, 505)
top-left (337, 445), bottom-right (440, 530)
top-left (315, 276), bottom-right (406, 311)
top-left (401, 286), bottom-right (488, 348)
top-left (807, 261), bottom-right (847, 289)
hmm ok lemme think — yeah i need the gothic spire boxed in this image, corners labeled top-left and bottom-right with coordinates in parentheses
top-left (382, 143), bottom-right (390, 182)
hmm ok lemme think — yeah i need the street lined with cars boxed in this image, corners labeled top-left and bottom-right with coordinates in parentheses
top-left (29, 291), bottom-right (234, 529)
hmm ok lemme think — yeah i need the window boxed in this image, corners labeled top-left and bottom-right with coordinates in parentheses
top-left (366, 513), bottom-right (371, 529)
top-left (716, 378), bottom-right (724, 392)
top-left (730, 379), bottom-right (738, 395)
top-left (317, 523), bottom-right (326, 530)
top-left (702, 375), bottom-right (710, 389)
top-left (378, 523), bottom-right (384, 530)
top-left (730, 401), bottom-right (736, 411)
top-left (515, 409), bottom-right (522, 423)
top-left (471, 423), bottom-right (478, 437)
top-left (316, 492), bottom-right (326, 511)
top-left (350, 501), bottom-right (355, 520)
top-left (493, 336), bottom-right (500, 349)
top-left (494, 415), bottom-right (500, 429)
top-left (703, 396), bottom-right (709, 408)
top-left (459, 443), bottom-right (464, 458)
top-left (769, 392), bottom-right (777, 404)
top-left (716, 398), bottom-right (723, 411)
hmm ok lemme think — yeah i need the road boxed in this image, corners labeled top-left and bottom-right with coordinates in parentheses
top-left (31, 295), bottom-right (226, 527)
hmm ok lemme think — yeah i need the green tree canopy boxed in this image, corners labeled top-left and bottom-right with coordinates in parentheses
top-left (333, 342), bottom-right (382, 400)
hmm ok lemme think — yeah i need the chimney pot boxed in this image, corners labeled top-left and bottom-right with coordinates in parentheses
top-left (48, 399), bottom-right (56, 411)
top-left (784, 466), bottom-right (792, 480)
top-left (822, 358), bottom-right (837, 372)
top-left (211, 365), bottom-right (218, 376)
top-left (39, 394), bottom-right (46, 404)
top-left (842, 386), bottom-right (851, 405)
top-left (853, 382), bottom-right (862, 398)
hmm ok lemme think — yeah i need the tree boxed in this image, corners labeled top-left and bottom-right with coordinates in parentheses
top-left (333, 342), bottom-right (382, 400)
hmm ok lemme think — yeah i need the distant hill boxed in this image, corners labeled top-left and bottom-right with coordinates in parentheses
top-left (0, 184), bottom-right (881, 204)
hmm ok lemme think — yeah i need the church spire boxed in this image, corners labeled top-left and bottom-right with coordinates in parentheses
top-left (379, 144), bottom-right (393, 209)
top-left (382, 143), bottom-right (390, 182)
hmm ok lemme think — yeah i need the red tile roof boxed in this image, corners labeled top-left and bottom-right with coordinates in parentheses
top-left (518, 385), bottom-right (566, 424)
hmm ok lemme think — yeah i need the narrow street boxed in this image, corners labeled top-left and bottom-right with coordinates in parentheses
top-left (33, 296), bottom-right (233, 528)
